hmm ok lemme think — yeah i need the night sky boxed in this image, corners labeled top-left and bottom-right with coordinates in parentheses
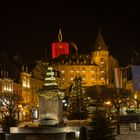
top-left (0, 1), bottom-right (140, 67)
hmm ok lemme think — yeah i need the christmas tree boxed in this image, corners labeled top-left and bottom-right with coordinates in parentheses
top-left (89, 109), bottom-right (116, 140)
top-left (38, 67), bottom-right (64, 99)
top-left (68, 76), bottom-right (88, 120)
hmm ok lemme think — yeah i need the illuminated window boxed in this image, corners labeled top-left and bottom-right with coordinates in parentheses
top-left (3, 84), bottom-right (6, 90)
top-left (61, 70), bottom-right (65, 73)
top-left (91, 75), bottom-right (94, 80)
top-left (101, 77), bottom-right (104, 80)
top-left (91, 67), bottom-right (95, 73)
top-left (60, 68), bottom-right (65, 73)
top-left (27, 78), bottom-right (30, 88)
top-left (3, 82), bottom-right (12, 92)
top-left (70, 74), bottom-right (74, 78)
top-left (76, 67), bottom-right (80, 73)
top-left (70, 67), bottom-right (74, 73)
top-left (82, 75), bottom-right (85, 80)
top-left (134, 94), bottom-right (137, 99)
top-left (100, 58), bottom-right (104, 64)
top-left (22, 76), bottom-right (30, 88)
top-left (100, 70), bottom-right (104, 73)
top-left (22, 77), bottom-right (26, 87)
top-left (8, 83), bottom-right (12, 91)
top-left (82, 67), bottom-right (85, 72)
top-left (70, 78), bottom-right (74, 80)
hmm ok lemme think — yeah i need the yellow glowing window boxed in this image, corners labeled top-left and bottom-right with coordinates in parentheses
top-left (91, 67), bottom-right (95, 73)
top-left (101, 70), bottom-right (104, 73)
top-left (82, 75), bottom-right (85, 80)
top-left (61, 70), bottom-right (65, 73)
top-left (22, 76), bottom-right (30, 88)
top-left (70, 78), bottom-right (74, 80)
top-left (70, 67), bottom-right (74, 73)
top-left (82, 67), bottom-right (85, 72)
top-left (100, 58), bottom-right (104, 64)
top-left (101, 77), bottom-right (104, 80)
top-left (91, 75), bottom-right (94, 80)
top-left (27, 79), bottom-right (30, 88)
top-left (100, 61), bottom-right (104, 64)
top-left (3, 82), bottom-right (12, 91)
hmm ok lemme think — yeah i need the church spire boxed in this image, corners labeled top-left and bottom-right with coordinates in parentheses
top-left (94, 27), bottom-right (108, 51)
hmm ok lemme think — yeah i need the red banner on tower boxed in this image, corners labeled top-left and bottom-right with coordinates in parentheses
top-left (52, 42), bottom-right (69, 59)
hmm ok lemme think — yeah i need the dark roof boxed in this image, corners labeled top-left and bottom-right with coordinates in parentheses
top-left (51, 54), bottom-right (97, 66)
top-left (0, 51), bottom-right (35, 82)
top-left (0, 51), bottom-right (20, 81)
top-left (94, 28), bottom-right (108, 51)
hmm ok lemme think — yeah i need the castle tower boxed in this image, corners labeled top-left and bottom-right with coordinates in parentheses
top-left (92, 28), bottom-right (109, 84)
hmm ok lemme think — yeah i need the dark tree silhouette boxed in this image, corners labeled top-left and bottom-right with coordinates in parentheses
top-left (86, 85), bottom-right (132, 134)
top-left (89, 109), bottom-right (116, 140)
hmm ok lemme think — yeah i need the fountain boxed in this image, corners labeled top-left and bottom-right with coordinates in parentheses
top-left (37, 67), bottom-right (64, 126)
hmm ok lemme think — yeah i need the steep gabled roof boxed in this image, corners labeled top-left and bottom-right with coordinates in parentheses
top-left (0, 51), bottom-right (20, 81)
top-left (94, 27), bottom-right (108, 51)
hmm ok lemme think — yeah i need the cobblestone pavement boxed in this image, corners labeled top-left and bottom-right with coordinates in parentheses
top-left (115, 124), bottom-right (140, 140)
top-left (116, 124), bottom-right (140, 135)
